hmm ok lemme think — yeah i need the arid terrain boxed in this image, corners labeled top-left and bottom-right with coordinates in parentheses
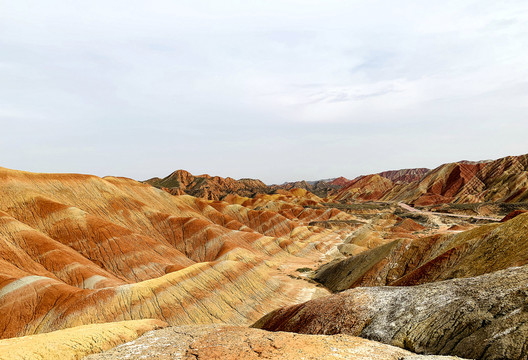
top-left (1, 154), bottom-right (528, 359)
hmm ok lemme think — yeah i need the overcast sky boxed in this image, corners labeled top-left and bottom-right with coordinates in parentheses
top-left (1, 1), bottom-right (527, 184)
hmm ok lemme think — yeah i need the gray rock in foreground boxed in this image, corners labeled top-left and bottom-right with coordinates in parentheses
top-left (253, 265), bottom-right (528, 360)
top-left (83, 324), bottom-right (463, 360)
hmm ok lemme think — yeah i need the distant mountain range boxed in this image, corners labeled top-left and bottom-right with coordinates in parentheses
top-left (146, 153), bottom-right (528, 205)
top-left (145, 168), bottom-right (430, 199)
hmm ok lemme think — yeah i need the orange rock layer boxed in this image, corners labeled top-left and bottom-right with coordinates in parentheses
top-left (0, 167), bottom-right (350, 339)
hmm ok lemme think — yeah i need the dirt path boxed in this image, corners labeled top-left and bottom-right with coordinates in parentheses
top-left (397, 202), bottom-right (501, 222)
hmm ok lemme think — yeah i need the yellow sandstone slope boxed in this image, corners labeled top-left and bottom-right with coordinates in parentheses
top-left (0, 319), bottom-right (167, 360)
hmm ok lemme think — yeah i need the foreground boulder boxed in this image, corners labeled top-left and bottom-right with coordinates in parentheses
top-left (84, 324), bottom-right (462, 360)
top-left (253, 265), bottom-right (528, 360)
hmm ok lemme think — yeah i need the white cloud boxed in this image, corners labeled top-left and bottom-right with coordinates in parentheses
top-left (0, 0), bottom-right (527, 183)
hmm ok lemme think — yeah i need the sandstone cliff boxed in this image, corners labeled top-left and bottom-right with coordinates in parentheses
top-left (84, 324), bottom-right (463, 360)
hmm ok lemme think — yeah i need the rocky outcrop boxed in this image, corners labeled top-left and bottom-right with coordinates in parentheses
top-left (501, 210), bottom-right (528, 222)
top-left (84, 324), bottom-right (463, 360)
top-left (145, 169), bottom-right (270, 200)
top-left (254, 265), bottom-right (528, 359)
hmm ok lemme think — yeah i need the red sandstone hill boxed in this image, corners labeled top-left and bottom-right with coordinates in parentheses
top-left (334, 174), bottom-right (395, 202)
top-left (146, 154), bottom-right (528, 207)
top-left (147, 170), bottom-right (350, 200)
top-left (329, 176), bottom-right (351, 187)
top-left (144, 167), bottom-right (431, 203)
top-left (388, 154), bottom-right (528, 205)
top-left (334, 154), bottom-right (528, 205)
top-left (272, 169), bottom-right (429, 199)
top-left (145, 169), bottom-right (270, 200)
top-left (377, 168), bottom-right (429, 183)
top-left (332, 168), bottom-right (430, 202)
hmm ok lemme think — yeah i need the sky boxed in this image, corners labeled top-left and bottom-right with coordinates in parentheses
top-left (1, 0), bottom-right (527, 184)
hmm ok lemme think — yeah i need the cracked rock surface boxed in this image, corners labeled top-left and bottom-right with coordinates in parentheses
top-left (83, 324), bottom-right (462, 360)
top-left (254, 265), bottom-right (528, 360)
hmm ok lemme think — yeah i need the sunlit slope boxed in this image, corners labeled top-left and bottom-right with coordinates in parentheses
top-left (0, 319), bottom-right (167, 360)
top-left (0, 167), bottom-right (345, 338)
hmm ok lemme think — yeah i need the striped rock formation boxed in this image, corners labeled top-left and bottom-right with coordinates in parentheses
top-left (334, 174), bottom-right (396, 202)
top-left (377, 168), bottom-right (430, 184)
top-left (273, 169), bottom-right (430, 199)
top-left (144, 169), bottom-right (269, 200)
top-left (0, 167), bottom-right (350, 340)
top-left (333, 154), bottom-right (528, 205)
top-left (270, 179), bottom-right (345, 198)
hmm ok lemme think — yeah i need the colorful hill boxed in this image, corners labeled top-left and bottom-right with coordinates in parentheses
top-left (0, 166), bottom-right (351, 340)
top-left (145, 169), bottom-right (270, 200)
top-left (333, 154), bottom-right (528, 205)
